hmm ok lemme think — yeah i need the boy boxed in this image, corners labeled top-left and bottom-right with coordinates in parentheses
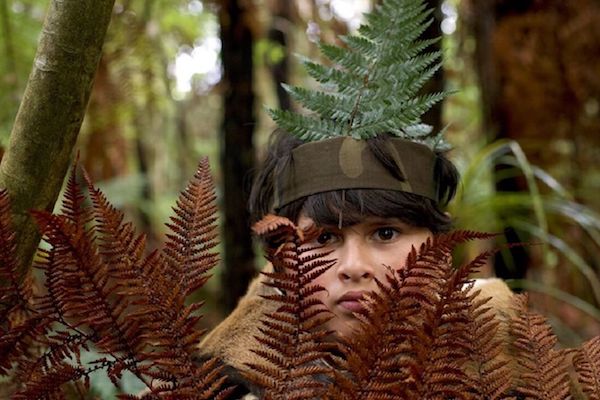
top-left (247, 130), bottom-right (459, 338)
top-left (199, 0), bottom-right (514, 397)
top-left (197, 131), bottom-right (514, 399)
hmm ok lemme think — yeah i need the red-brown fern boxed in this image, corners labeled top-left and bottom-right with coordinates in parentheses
top-left (326, 231), bottom-right (498, 400)
top-left (0, 158), bottom-right (231, 399)
top-left (245, 215), bottom-right (336, 400)
top-left (84, 157), bottom-right (230, 399)
top-left (413, 239), bottom-right (502, 400)
top-left (464, 291), bottom-right (513, 400)
top-left (323, 264), bottom-right (416, 400)
top-left (509, 294), bottom-right (571, 400)
top-left (0, 189), bottom-right (46, 393)
top-left (573, 336), bottom-right (600, 400)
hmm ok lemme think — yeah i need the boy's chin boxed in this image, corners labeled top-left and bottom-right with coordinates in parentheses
top-left (326, 316), bottom-right (363, 340)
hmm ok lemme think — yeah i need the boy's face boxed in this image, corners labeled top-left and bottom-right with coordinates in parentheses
top-left (297, 214), bottom-right (431, 339)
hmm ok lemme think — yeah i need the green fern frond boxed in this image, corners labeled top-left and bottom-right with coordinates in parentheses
top-left (283, 84), bottom-right (353, 122)
top-left (268, 108), bottom-right (345, 141)
top-left (270, 0), bottom-right (450, 149)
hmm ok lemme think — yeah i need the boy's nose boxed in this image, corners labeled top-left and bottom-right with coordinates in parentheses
top-left (336, 243), bottom-right (375, 282)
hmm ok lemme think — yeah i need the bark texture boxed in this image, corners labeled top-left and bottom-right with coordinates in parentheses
top-left (219, 0), bottom-right (257, 312)
top-left (0, 0), bottom-right (116, 277)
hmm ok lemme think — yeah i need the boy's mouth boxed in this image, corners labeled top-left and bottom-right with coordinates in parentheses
top-left (337, 291), bottom-right (367, 313)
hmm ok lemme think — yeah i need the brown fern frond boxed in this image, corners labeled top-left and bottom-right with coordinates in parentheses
top-left (137, 357), bottom-right (233, 400)
top-left (32, 210), bottom-right (146, 356)
top-left (124, 159), bottom-right (229, 399)
top-left (162, 157), bottom-right (219, 296)
top-left (10, 239), bottom-right (97, 387)
top-left (83, 167), bottom-right (147, 286)
top-left (252, 214), bottom-right (299, 237)
top-left (82, 168), bottom-right (175, 381)
top-left (464, 293), bottom-right (513, 400)
top-left (509, 294), bottom-right (571, 400)
top-left (462, 249), bottom-right (530, 400)
top-left (83, 171), bottom-right (167, 318)
top-left (3, 159), bottom-right (229, 398)
top-left (0, 189), bottom-right (52, 382)
top-left (252, 214), bottom-right (307, 249)
top-left (398, 231), bottom-right (497, 317)
top-left (127, 159), bottom-right (230, 398)
top-left (60, 160), bottom-right (91, 227)
top-left (0, 189), bottom-right (38, 334)
top-left (328, 230), bottom-right (498, 400)
top-left (395, 233), bottom-right (498, 399)
top-left (13, 361), bottom-right (84, 400)
top-left (28, 208), bottom-right (158, 396)
top-left (245, 216), bottom-right (335, 400)
top-left (573, 335), bottom-right (600, 400)
top-left (0, 314), bottom-right (51, 378)
top-left (325, 270), bottom-right (415, 400)
top-left (0, 189), bottom-right (21, 318)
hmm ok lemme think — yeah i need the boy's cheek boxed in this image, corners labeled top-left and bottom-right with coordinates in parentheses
top-left (324, 311), bottom-right (363, 339)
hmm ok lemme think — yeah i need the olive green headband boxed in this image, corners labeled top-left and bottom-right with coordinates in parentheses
top-left (273, 137), bottom-right (438, 210)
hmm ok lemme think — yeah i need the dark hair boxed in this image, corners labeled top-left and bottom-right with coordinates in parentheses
top-left (249, 130), bottom-right (460, 234)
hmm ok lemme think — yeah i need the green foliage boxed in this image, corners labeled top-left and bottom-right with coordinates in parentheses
top-left (75, 0), bottom-right (222, 242)
top-left (451, 139), bottom-right (600, 335)
top-left (255, 38), bottom-right (286, 67)
top-left (159, 3), bottom-right (214, 46)
top-left (0, 1), bottom-right (46, 146)
top-left (269, 0), bottom-right (450, 150)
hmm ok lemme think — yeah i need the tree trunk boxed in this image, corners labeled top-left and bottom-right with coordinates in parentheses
top-left (219, 0), bottom-right (257, 312)
top-left (421, 0), bottom-right (444, 133)
top-left (267, 0), bottom-right (292, 110)
top-left (0, 0), bottom-right (116, 278)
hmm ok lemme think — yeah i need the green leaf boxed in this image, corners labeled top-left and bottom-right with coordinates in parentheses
top-left (269, 0), bottom-right (450, 150)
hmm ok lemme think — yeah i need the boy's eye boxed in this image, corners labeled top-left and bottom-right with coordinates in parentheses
top-left (316, 232), bottom-right (335, 245)
top-left (375, 227), bottom-right (399, 241)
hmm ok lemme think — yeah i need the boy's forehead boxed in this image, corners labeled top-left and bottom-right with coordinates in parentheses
top-left (297, 213), bottom-right (403, 229)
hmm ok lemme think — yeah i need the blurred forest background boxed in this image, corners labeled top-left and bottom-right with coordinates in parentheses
top-left (1, 0), bottom-right (600, 347)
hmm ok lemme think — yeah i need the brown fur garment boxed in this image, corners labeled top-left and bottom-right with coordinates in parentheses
top-left (198, 263), bottom-right (278, 375)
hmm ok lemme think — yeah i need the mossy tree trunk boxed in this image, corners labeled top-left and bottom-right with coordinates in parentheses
top-left (0, 0), bottom-right (116, 279)
top-left (219, 0), bottom-right (257, 312)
